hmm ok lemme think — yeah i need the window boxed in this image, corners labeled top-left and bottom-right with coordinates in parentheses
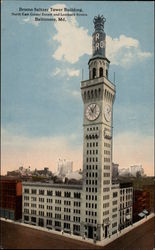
top-left (24, 209), bottom-right (29, 214)
top-left (64, 192), bottom-right (71, 198)
top-left (55, 199), bottom-right (61, 204)
top-left (93, 68), bottom-right (96, 79)
top-left (24, 189), bottom-right (29, 194)
top-left (73, 225), bottom-right (80, 231)
top-left (112, 222), bottom-right (117, 228)
top-left (31, 217), bottom-right (36, 223)
top-left (99, 67), bottom-right (103, 77)
top-left (64, 200), bottom-right (71, 206)
top-left (113, 192), bottom-right (118, 198)
top-left (24, 196), bottom-right (29, 201)
top-left (55, 221), bottom-right (61, 227)
top-left (31, 189), bottom-right (36, 194)
top-left (113, 200), bottom-right (117, 205)
top-left (31, 210), bottom-right (36, 215)
top-left (39, 190), bottom-right (44, 195)
top-left (38, 218), bottom-right (44, 227)
top-left (106, 69), bottom-right (108, 78)
top-left (74, 192), bottom-right (81, 199)
top-left (47, 190), bottom-right (53, 196)
top-left (55, 214), bottom-right (61, 219)
top-left (24, 215), bottom-right (29, 221)
top-left (64, 215), bottom-right (70, 221)
top-left (39, 204), bottom-right (44, 209)
top-left (47, 212), bottom-right (52, 218)
top-left (39, 211), bottom-right (44, 216)
top-left (31, 203), bottom-right (36, 208)
top-left (55, 191), bottom-right (61, 197)
top-left (64, 223), bottom-right (70, 229)
top-left (39, 197), bottom-right (44, 202)
top-left (103, 195), bottom-right (110, 200)
top-left (31, 197), bottom-right (36, 202)
top-left (47, 219), bottom-right (52, 226)
top-left (112, 214), bottom-right (117, 218)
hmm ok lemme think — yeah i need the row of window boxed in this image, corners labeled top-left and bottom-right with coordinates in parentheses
top-left (86, 150), bottom-right (98, 155)
top-left (86, 202), bottom-right (97, 209)
top-left (85, 218), bottom-right (97, 224)
top-left (104, 142), bottom-right (111, 148)
top-left (24, 216), bottom-right (81, 232)
top-left (120, 201), bottom-right (132, 209)
top-left (86, 179), bottom-right (98, 185)
top-left (103, 210), bottom-right (109, 216)
top-left (86, 210), bottom-right (97, 216)
top-left (86, 157), bottom-right (98, 162)
top-left (104, 173), bottom-right (110, 177)
top-left (86, 172), bottom-right (98, 178)
top-left (120, 194), bottom-right (132, 201)
top-left (103, 180), bottom-right (110, 185)
top-left (104, 165), bottom-right (110, 170)
top-left (87, 142), bottom-right (98, 147)
top-left (103, 195), bottom-right (110, 200)
top-left (86, 195), bottom-right (97, 201)
top-left (104, 150), bottom-right (110, 155)
top-left (86, 187), bottom-right (97, 193)
top-left (104, 158), bottom-right (110, 162)
top-left (86, 165), bottom-right (98, 170)
top-left (87, 127), bottom-right (98, 131)
top-left (103, 202), bottom-right (109, 208)
top-left (120, 188), bottom-right (132, 194)
top-left (24, 189), bottom-right (81, 198)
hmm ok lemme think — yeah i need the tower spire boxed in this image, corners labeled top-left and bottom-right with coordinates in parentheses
top-left (92, 15), bottom-right (106, 58)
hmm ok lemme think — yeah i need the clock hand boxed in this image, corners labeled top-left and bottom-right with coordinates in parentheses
top-left (92, 104), bottom-right (96, 112)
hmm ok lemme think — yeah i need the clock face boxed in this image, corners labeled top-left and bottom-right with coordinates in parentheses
top-left (104, 104), bottom-right (111, 122)
top-left (85, 103), bottom-right (100, 121)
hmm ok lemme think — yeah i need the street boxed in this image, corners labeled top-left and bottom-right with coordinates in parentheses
top-left (1, 217), bottom-right (154, 249)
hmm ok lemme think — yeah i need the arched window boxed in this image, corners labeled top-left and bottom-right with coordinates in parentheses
top-left (89, 70), bottom-right (91, 79)
top-left (99, 67), bottom-right (103, 77)
top-left (93, 68), bottom-right (96, 79)
top-left (106, 69), bottom-right (108, 78)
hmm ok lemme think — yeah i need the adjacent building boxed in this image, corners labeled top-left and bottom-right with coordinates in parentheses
top-left (130, 165), bottom-right (144, 177)
top-left (22, 15), bottom-right (133, 241)
top-left (0, 176), bottom-right (22, 220)
top-left (133, 189), bottom-right (150, 222)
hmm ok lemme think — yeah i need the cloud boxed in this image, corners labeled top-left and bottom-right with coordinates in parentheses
top-left (52, 67), bottom-right (80, 78)
top-left (113, 132), bottom-right (154, 176)
top-left (50, 4), bottom-right (91, 64)
top-left (50, 5), bottom-right (151, 67)
top-left (1, 128), bottom-right (82, 175)
top-left (106, 35), bottom-right (152, 67)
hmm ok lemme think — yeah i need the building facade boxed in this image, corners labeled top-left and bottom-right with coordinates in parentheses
top-left (0, 177), bottom-right (22, 220)
top-left (119, 183), bottom-right (133, 230)
top-left (22, 15), bottom-right (133, 241)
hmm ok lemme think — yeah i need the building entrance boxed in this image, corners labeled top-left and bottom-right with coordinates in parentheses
top-left (105, 225), bottom-right (108, 238)
top-left (88, 226), bottom-right (93, 238)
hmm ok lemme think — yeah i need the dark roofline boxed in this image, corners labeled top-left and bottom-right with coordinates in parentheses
top-left (88, 56), bottom-right (110, 64)
top-left (120, 182), bottom-right (133, 188)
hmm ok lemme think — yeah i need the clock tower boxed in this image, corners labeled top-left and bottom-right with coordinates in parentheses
top-left (81, 15), bottom-right (116, 240)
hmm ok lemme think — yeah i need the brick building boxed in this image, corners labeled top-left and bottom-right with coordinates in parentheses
top-left (133, 189), bottom-right (150, 223)
top-left (0, 176), bottom-right (22, 220)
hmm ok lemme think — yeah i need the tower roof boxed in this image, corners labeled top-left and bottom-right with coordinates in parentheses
top-left (93, 15), bottom-right (106, 32)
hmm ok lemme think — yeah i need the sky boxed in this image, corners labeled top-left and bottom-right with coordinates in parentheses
top-left (1, 1), bottom-right (154, 176)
